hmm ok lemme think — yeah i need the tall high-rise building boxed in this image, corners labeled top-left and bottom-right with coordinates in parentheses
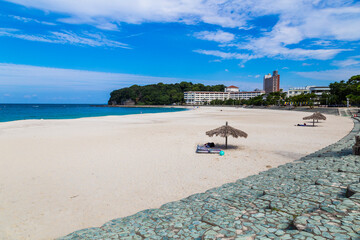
top-left (263, 70), bottom-right (280, 93)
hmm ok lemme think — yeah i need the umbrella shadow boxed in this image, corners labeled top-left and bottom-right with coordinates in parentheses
top-left (304, 120), bottom-right (323, 124)
top-left (215, 144), bottom-right (245, 150)
top-left (302, 121), bottom-right (323, 127)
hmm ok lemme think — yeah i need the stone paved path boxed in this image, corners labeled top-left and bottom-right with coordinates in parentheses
top-left (58, 117), bottom-right (360, 240)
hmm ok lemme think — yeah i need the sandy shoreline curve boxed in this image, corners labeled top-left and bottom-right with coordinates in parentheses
top-left (0, 107), bottom-right (353, 240)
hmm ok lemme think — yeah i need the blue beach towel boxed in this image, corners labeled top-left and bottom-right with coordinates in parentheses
top-left (196, 145), bottom-right (222, 154)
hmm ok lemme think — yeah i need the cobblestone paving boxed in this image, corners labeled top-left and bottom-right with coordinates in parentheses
top-left (59, 117), bottom-right (360, 240)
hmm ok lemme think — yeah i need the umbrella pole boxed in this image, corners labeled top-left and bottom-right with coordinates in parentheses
top-left (313, 118), bottom-right (315, 126)
top-left (225, 121), bottom-right (228, 149)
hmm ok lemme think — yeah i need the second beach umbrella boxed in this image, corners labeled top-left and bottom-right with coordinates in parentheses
top-left (206, 121), bottom-right (248, 149)
top-left (303, 112), bottom-right (326, 126)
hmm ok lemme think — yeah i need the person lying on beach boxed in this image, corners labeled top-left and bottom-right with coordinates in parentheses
top-left (204, 142), bottom-right (215, 148)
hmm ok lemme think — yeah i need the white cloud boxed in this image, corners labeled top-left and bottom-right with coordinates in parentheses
top-left (58, 16), bottom-right (120, 31)
top-left (0, 63), bottom-right (255, 102)
top-left (9, 15), bottom-right (56, 26)
top-left (193, 1), bottom-right (358, 62)
top-left (299, 7), bottom-right (360, 41)
top-left (4, 0), bottom-right (360, 62)
top-left (0, 63), bottom-right (271, 103)
top-left (254, 74), bottom-right (260, 78)
top-left (225, 69), bottom-right (229, 72)
top-left (0, 28), bottom-right (129, 48)
top-left (312, 40), bottom-right (332, 46)
top-left (4, 0), bottom-right (251, 29)
top-left (194, 30), bottom-right (234, 43)
top-left (6, 0), bottom-right (346, 31)
top-left (210, 59), bottom-right (221, 63)
top-left (0, 28), bottom-right (18, 33)
top-left (235, 21), bottom-right (349, 61)
top-left (194, 49), bottom-right (255, 60)
top-left (296, 68), bottom-right (360, 81)
top-left (4, 1), bottom-right (359, 34)
top-left (0, 63), bottom-right (181, 90)
top-left (196, 43), bottom-right (345, 62)
top-left (302, 63), bottom-right (313, 66)
top-left (282, 67), bottom-right (289, 69)
top-left (1, 63), bottom-right (247, 91)
top-left (243, 2), bottom-right (360, 60)
top-left (332, 59), bottom-right (360, 68)
top-left (94, 22), bottom-right (120, 31)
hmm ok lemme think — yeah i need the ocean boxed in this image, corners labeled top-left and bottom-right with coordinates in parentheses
top-left (0, 104), bottom-right (187, 122)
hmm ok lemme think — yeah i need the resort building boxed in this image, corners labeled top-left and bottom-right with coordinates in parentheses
top-left (184, 86), bottom-right (265, 105)
top-left (287, 86), bottom-right (330, 97)
top-left (225, 85), bottom-right (240, 92)
top-left (287, 86), bottom-right (313, 97)
top-left (308, 86), bottom-right (330, 96)
top-left (263, 70), bottom-right (280, 93)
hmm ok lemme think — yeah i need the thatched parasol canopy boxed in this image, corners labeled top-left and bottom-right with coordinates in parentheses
top-left (314, 112), bottom-right (326, 121)
top-left (206, 122), bottom-right (248, 149)
top-left (302, 112), bottom-right (326, 126)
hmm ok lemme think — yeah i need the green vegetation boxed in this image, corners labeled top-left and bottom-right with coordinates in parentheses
top-left (210, 91), bottom-right (287, 106)
top-left (286, 93), bottom-right (317, 107)
top-left (266, 91), bottom-right (287, 105)
top-left (328, 75), bottom-right (360, 105)
top-left (108, 82), bottom-right (225, 105)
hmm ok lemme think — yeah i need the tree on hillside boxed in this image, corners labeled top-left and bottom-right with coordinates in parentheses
top-left (329, 74), bottom-right (360, 105)
top-left (108, 82), bottom-right (225, 105)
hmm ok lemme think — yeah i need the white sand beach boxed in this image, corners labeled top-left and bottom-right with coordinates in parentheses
top-left (0, 107), bottom-right (354, 240)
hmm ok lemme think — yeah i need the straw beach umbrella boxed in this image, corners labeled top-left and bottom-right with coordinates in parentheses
top-left (303, 112), bottom-right (326, 126)
top-left (314, 112), bottom-right (326, 123)
top-left (206, 122), bottom-right (248, 149)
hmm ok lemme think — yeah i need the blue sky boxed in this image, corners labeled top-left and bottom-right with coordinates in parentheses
top-left (0, 0), bottom-right (359, 103)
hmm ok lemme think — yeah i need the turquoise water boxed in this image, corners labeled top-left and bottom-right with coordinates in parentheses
top-left (0, 104), bottom-right (187, 122)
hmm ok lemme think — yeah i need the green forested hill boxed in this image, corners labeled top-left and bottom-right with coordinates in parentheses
top-left (108, 82), bottom-right (225, 105)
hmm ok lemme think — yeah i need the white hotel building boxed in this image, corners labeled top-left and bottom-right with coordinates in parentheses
top-left (184, 86), bottom-right (265, 105)
top-left (287, 86), bottom-right (330, 97)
